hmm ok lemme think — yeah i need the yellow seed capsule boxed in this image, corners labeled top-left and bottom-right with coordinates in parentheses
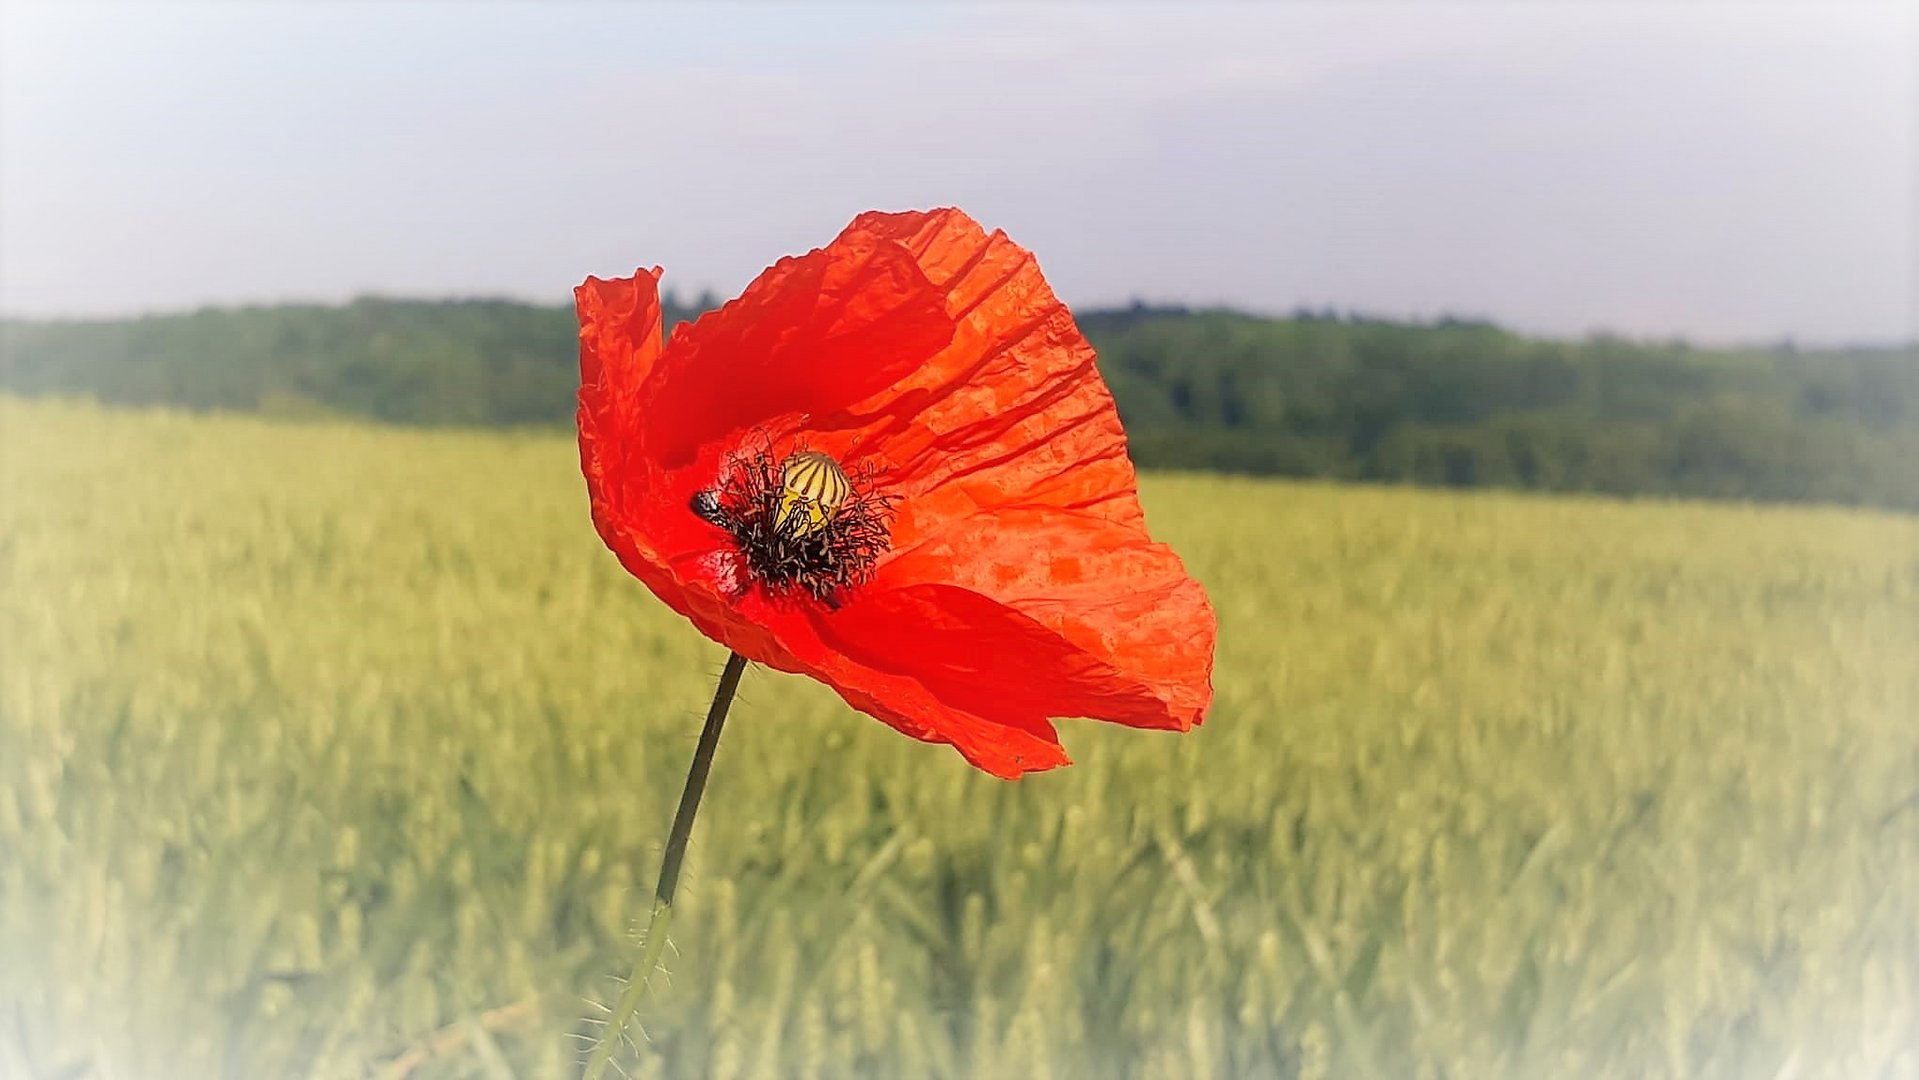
top-left (776, 451), bottom-right (851, 537)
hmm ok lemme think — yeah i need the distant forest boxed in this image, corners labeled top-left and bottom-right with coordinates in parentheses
top-left (3, 296), bottom-right (1915, 511)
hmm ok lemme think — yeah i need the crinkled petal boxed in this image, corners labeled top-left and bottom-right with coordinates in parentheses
top-left (806, 209), bottom-right (1217, 741)
top-left (577, 268), bottom-right (692, 627)
top-left (874, 507), bottom-right (1214, 732)
top-left (577, 267), bottom-right (666, 530)
top-left (637, 231), bottom-right (955, 470)
top-left (819, 209), bottom-right (1148, 543)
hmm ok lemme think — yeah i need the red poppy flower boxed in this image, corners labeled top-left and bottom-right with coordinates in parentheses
top-left (576, 208), bottom-right (1215, 778)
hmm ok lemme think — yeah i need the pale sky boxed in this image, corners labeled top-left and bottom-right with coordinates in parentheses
top-left (0, 1), bottom-right (1912, 344)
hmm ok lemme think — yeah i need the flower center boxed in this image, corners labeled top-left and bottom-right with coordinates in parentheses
top-left (690, 445), bottom-right (892, 606)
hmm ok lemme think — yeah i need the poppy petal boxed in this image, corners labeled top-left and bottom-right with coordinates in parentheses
top-left (577, 266), bottom-right (666, 524)
top-left (806, 209), bottom-right (1216, 746)
top-left (874, 506), bottom-right (1215, 733)
top-left (577, 267), bottom-right (687, 619)
top-left (817, 209), bottom-right (1146, 544)
top-left (817, 580), bottom-right (1178, 776)
top-left (636, 231), bottom-right (956, 470)
top-left (674, 583), bottom-right (1073, 778)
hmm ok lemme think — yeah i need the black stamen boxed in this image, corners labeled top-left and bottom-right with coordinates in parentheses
top-left (692, 445), bottom-right (891, 605)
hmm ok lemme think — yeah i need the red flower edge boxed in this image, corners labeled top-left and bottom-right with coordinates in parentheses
top-left (577, 208), bottom-right (1216, 778)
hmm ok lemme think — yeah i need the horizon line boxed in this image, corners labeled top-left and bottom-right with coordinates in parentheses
top-left (2, 289), bottom-right (1913, 355)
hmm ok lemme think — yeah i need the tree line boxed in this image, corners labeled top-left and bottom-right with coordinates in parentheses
top-left (4, 295), bottom-right (1914, 510)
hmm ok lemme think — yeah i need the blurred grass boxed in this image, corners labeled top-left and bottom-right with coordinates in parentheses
top-left (2, 396), bottom-right (1916, 1078)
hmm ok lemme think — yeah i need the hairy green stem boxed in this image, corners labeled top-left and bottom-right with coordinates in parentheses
top-left (582, 650), bottom-right (747, 1080)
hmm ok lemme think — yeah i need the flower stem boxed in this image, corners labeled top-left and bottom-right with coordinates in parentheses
top-left (582, 650), bottom-right (747, 1080)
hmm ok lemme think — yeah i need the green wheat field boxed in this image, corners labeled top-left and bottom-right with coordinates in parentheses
top-left (3, 396), bottom-right (1916, 1079)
